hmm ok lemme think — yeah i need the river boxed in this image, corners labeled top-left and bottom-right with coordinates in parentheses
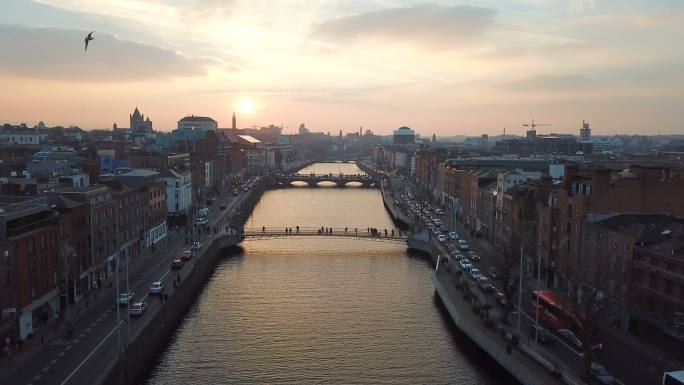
top-left (144, 162), bottom-right (516, 385)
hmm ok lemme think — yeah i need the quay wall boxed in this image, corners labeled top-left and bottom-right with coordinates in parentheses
top-left (432, 273), bottom-right (558, 385)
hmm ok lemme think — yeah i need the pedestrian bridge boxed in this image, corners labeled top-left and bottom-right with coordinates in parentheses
top-left (272, 174), bottom-right (379, 188)
top-left (241, 227), bottom-right (409, 243)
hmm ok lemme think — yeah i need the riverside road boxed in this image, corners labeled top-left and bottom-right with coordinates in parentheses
top-left (1, 183), bottom-right (252, 385)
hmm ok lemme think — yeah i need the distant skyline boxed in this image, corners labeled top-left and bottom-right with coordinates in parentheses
top-left (1, 0), bottom-right (682, 135)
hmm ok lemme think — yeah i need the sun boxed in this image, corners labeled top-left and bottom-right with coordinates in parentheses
top-left (238, 98), bottom-right (255, 114)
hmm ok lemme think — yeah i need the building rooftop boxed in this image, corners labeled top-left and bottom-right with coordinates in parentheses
top-left (238, 135), bottom-right (260, 144)
top-left (393, 126), bottom-right (415, 136)
top-left (118, 169), bottom-right (160, 178)
top-left (179, 115), bottom-right (217, 122)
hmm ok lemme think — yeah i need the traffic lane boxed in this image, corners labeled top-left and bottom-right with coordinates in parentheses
top-left (55, 320), bottom-right (124, 385)
top-left (18, 304), bottom-right (121, 385)
top-left (597, 338), bottom-right (661, 385)
top-left (59, 254), bottom-right (192, 385)
top-left (46, 243), bottom-right (186, 384)
top-left (3, 286), bottom-right (123, 384)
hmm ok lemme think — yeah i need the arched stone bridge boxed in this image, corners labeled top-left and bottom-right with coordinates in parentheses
top-left (273, 174), bottom-right (379, 188)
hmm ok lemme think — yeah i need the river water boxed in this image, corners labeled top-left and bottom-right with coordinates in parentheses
top-left (145, 163), bottom-right (515, 385)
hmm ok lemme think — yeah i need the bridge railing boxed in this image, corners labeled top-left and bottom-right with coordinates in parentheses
top-left (243, 227), bottom-right (409, 238)
top-left (284, 173), bottom-right (375, 179)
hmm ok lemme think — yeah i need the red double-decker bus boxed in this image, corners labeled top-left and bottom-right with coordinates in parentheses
top-left (531, 290), bottom-right (583, 332)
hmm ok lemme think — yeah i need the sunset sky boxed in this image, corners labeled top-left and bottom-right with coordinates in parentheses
top-left (1, 0), bottom-right (682, 136)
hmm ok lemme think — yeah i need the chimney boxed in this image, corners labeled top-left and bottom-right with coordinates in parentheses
top-left (563, 164), bottom-right (578, 192)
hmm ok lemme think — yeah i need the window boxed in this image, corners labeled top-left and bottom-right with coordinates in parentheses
top-left (665, 280), bottom-right (674, 296)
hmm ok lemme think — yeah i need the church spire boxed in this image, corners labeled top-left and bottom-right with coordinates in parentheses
top-left (232, 112), bottom-right (237, 130)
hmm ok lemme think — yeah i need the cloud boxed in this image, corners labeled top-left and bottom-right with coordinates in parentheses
top-left (312, 4), bottom-right (496, 48)
top-left (569, 0), bottom-right (596, 13)
top-left (0, 24), bottom-right (207, 81)
top-left (503, 73), bottom-right (603, 91)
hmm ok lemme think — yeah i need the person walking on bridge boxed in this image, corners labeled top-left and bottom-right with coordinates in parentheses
top-left (384, 229), bottom-right (388, 237)
top-left (345, 227), bottom-right (348, 233)
top-left (355, 228), bottom-right (358, 236)
top-left (391, 229), bottom-right (395, 237)
top-left (296, 225), bottom-right (299, 233)
top-left (262, 226), bottom-right (266, 234)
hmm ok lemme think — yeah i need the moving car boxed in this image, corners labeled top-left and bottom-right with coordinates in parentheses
top-left (478, 276), bottom-right (494, 292)
top-left (469, 268), bottom-right (482, 281)
top-left (458, 239), bottom-right (470, 251)
top-left (557, 329), bottom-right (584, 352)
top-left (437, 234), bottom-right (447, 243)
top-left (467, 251), bottom-right (481, 261)
top-left (171, 259), bottom-right (184, 270)
top-left (196, 217), bottom-right (208, 226)
top-left (192, 241), bottom-right (202, 250)
top-left (129, 302), bottom-right (148, 317)
top-left (219, 204), bottom-right (227, 210)
top-left (118, 292), bottom-right (134, 306)
top-left (149, 281), bottom-right (165, 294)
top-left (528, 324), bottom-right (554, 345)
top-left (181, 250), bottom-right (193, 261)
top-left (449, 232), bottom-right (459, 241)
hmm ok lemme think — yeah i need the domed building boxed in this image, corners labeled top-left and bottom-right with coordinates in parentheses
top-left (393, 126), bottom-right (415, 144)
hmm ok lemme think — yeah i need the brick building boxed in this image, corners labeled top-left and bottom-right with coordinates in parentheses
top-left (0, 197), bottom-right (62, 340)
top-left (537, 165), bottom-right (684, 292)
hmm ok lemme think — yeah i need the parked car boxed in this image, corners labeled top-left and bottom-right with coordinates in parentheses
top-left (459, 259), bottom-right (473, 271)
top-left (437, 234), bottom-right (447, 243)
top-left (478, 276), bottom-right (494, 292)
top-left (118, 292), bottom-right (134, 306)
top-left (149, 281), bottom-right (165, 294)
top-left (181, 250), bottom-right (193, 261)
top-left (528, 324), bottom-right (554, 345)
top-left (469, 268), bottom-right (482, 281)
top-left (195, 217), bottom-right (208, 226)
top-left (467, 251), bottom-right (481, 261)
top-left (458, 239), bottom-right (470, 251)
top-left (232, 190), bottom-right (239, 196)
top-left (449, 231), bottom-right (459, 241)
top-left (171, 259), bottom-right (184, 270)
top-left (219, 204), bottom-right (227, 210)
top-left (129, 302), bottom-right (148, 317)
top-left (488, 265), bottom-right (499, 279)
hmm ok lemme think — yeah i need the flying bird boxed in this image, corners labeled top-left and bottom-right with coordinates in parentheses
top-left (84, 31), bottom-right (94, 51)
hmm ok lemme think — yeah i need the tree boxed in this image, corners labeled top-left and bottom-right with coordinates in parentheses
top-left (567, 272), bottom-right (615, 380)
top-left (493, 248), bottom-right (523, 325)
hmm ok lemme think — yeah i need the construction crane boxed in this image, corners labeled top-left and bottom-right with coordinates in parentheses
top-left (522, 119), bottom-right (551, 130)
top-left (522, 119), bottom-right (551, 139)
